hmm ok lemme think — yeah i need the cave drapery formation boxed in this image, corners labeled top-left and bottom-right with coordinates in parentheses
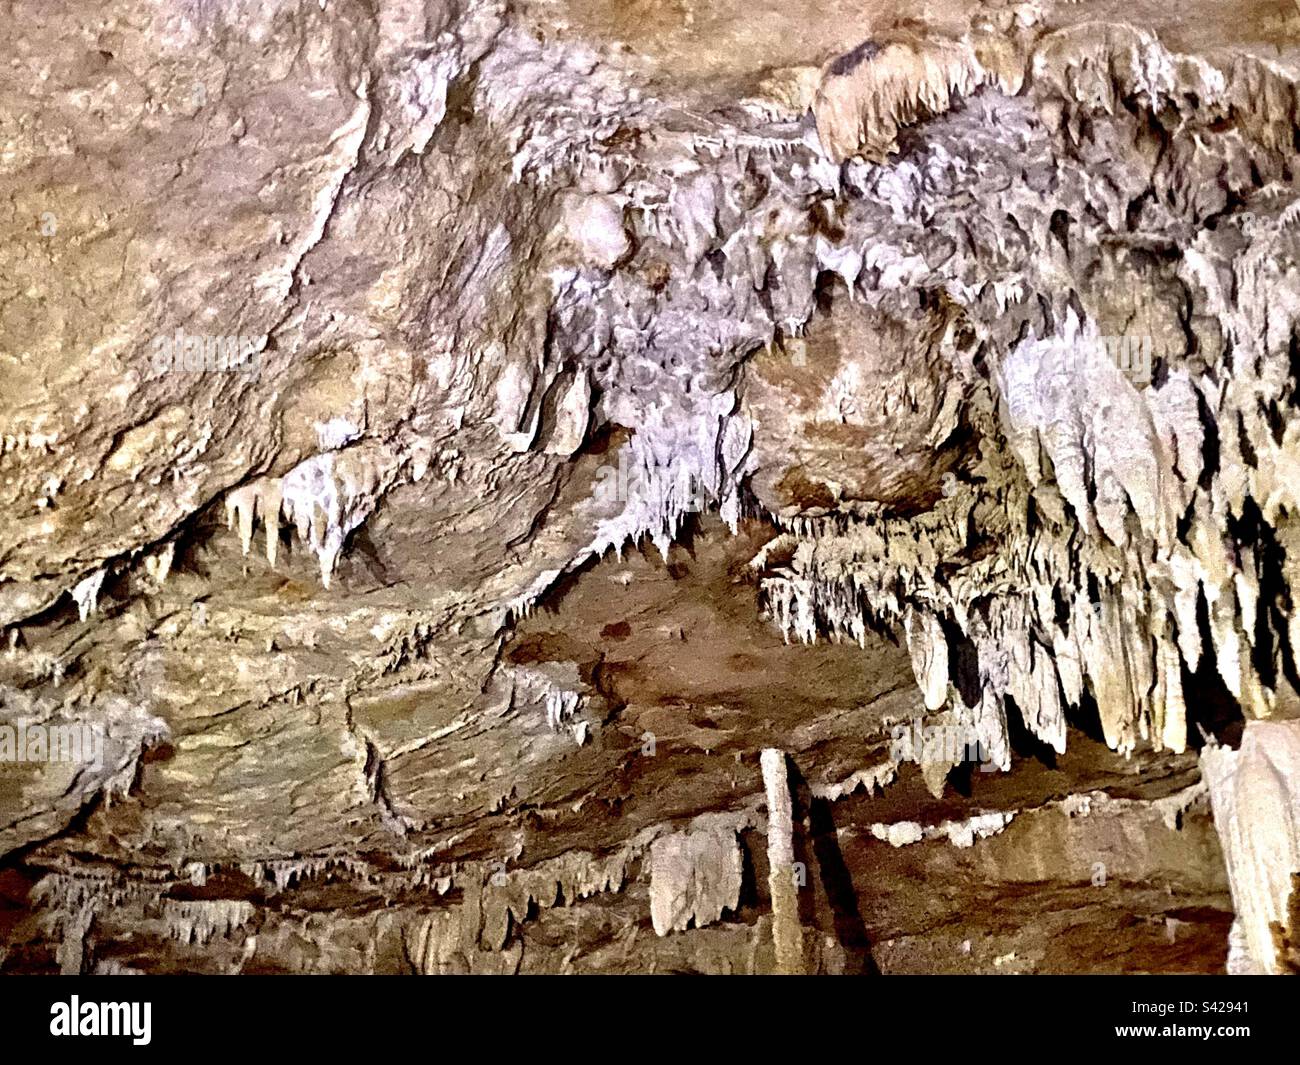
top-left (2, 0), bottom-right (1299, 975)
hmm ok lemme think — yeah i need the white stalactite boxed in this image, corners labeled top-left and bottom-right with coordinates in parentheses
top-left (1201, 721), bottom-right (1300, 974)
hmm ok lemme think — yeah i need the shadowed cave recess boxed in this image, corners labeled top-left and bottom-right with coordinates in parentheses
top-left (1, 0), bottom-right (1300, 977)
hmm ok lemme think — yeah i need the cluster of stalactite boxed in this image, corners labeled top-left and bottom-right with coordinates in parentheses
top-left (436, 15), bottom-right (1300, 791)
top-left (7, 1), bottom-right (1300, 973)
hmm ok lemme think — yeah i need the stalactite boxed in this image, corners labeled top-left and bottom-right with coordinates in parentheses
top-left (648, 827), bottom-right (743, 936)
top-left (70, 570), bottom-right (106, 622)
top-left (904, 606), bottom-right (949, 712)
top-left (1201, 721), bottom-right (1300, 975)
top-left (218, 443), bottom-right (413, 587)
top-left (141, 543), bottom-right (175, 587)
top-left (813, 33), bottom-right (989, 164)
top-left (162, 900), bottom-right (256, 946)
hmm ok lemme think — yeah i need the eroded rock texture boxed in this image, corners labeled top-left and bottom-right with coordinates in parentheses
top-left (2, 0), bottom-right (1299, 974)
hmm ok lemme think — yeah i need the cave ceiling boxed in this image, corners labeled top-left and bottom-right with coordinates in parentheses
top-left (0, 0), bottom-right (1298, 978)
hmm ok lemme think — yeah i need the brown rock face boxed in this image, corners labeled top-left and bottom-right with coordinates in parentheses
top-left (3, 0), bottom-right (1300, 976)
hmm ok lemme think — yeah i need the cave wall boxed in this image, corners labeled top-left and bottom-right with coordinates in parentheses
top-left (2, 0), bottom-right (1299, 974)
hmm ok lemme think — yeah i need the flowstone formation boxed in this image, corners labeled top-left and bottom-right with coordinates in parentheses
top-left (1, 0), bottom-right (1298, 974)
